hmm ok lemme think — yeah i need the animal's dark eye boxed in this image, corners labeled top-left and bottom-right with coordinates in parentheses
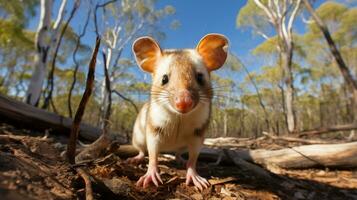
top-left (196, 73), bottom-right (204, 85)
top-left (162, 74), bottom-right (169, 85)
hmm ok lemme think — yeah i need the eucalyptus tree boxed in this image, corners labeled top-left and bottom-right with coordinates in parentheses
top-left (96, 0), bottom-right (176, 122)
top-left (26, 0), bottom-right (70, 106)
top-left (238, 0), bottom-right (302, 133)
top-left (0, 0), bottom-right (37, 96)
top-left (302, 0), bottom-right (357, 121)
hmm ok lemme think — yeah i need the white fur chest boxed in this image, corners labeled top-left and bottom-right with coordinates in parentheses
top-left (148, 100), bottom-right (210, 151)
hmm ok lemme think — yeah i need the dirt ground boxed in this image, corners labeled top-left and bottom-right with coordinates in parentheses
top-left (0, 123), bottom-right (357, 200)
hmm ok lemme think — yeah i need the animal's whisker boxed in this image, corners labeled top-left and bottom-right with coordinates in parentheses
top-left (150, 99), bottom-right (171, 106)
top-left (151, 85), bottom-right (175, 95)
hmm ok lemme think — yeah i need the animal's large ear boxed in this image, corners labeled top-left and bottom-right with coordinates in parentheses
top-left (132, 36), bottom-right (162, 73)
top-left (196, 33), bottom-right (229, 71)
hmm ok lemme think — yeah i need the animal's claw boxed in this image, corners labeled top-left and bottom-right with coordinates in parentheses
top-left (185, 167), bottom-right (210, 191)
top-left (136, 167), bottom-right (163, 188)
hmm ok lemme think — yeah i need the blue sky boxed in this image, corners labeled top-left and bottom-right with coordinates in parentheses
top-left (27, 0), bottom-right (346, 82)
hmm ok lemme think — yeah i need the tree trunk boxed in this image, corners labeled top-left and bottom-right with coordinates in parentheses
top-left (282, 46), bottom-right (296, 133)
top-left (26, 0), bottom-right (53, 106)
top-left (223, 112), bottom-right (228, 136)
top-left (99, 45), bottom-right (114, 123)
top-left (43, 0), bottom-right (75, 110)
top-left (303, 0), bottom-right (357, 122)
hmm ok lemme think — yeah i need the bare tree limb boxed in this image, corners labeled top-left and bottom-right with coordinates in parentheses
top-left (68, 8), bottom-right (91, 118)
top-left (111, 90), bottom-right (139, 113)
top-left (102, 51), bottom-right (112, 134)
top-left (256, 30), bottom-right (270, 40)
top-left (94, 0), bottom-right (118, 37)
top-left (287, 0), bottom-right (301, 39)
top-left (74, 51), bottom-right (118, 163)
top-left (43, 0), bottom-right (80, 109)
top-left (254, 0), bottom-right (276, 23)
top-left (236, 55), bottom-right (271, 131)
top-left (302, 0), bottom-right (357, 118)
top-left (67, 37), bottom-right (100, 164)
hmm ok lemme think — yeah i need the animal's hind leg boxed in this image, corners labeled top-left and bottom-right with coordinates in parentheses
top-left (126, 150), bottom-right (145, 164)
top-left (175, 147), bottom-right (187, 166)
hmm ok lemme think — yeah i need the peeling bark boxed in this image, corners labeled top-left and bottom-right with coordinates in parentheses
top-left (26, 0), bottom-right (53, 106)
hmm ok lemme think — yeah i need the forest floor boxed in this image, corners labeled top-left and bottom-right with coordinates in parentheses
top-left (0, 122), bottom-right (357, 200)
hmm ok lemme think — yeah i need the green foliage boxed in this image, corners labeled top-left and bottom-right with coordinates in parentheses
top-left (0, 0), bottom-right (38, 26)
top-left (236, 0), bottom-right (269, 32)
top-left (0, 0), bottom-right (356, 139)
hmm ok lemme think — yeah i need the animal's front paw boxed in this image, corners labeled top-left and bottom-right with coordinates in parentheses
top-left (185, 167), bottom-right (210, 191)
top-left (136, 167), bottom-right (163, 188)
top-left (126, 152), bottom-right (145, 164)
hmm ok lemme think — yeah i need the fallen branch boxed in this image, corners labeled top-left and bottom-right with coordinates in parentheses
top-left (43, 0), bottom-right (81, 109)
top-left (67, 37), bottom-right (100, 164)
top-left (262, 132), bottom-right (331, 144)
top-left (228, 142), bottom-right (357, 169)
top-left (0, 93), bottom-right (127, 142)
top-left (76, 168), bottom-right (94, 200)
top-left (116, 141), bottom-right (357, 169)
top-left (223, 148), bottom-right (271, 179)
top-left (204, 137), bottom-right (256, 148)
top-left (298, 123), bottom-right (357, 137)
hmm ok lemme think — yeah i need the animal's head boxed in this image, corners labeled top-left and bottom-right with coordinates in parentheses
top-left (132, 33), bottom-right (229, 114)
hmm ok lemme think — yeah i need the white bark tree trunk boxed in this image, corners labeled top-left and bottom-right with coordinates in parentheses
top-left (282, 46), bottom-right (296, 132)
top-left (26, 0), bottom-right (53, 105)
top-left (253, 0), bottom-right (301, 133)
top-left (26, 0), bottom-right (68, 106)
top-left (98, 20), bottom-right (144, 119)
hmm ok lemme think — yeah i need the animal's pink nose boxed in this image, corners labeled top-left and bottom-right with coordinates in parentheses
top-left (175, 90), bottom-right (193, 113)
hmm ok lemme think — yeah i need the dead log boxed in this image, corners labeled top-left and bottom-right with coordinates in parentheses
top-left (204, 137), bottom-right (252, 148)
top-left (298, 124), bottom-right (357, 137)
top-left (116, 142), bottom-right (357, 169)
top-left (262, 132), bottom-right (331, 144)
top-left (227, 142), bottom-right (357, 169)
top-left (0, 93), bottom-right (126, 143)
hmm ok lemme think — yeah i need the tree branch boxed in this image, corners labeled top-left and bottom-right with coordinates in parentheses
top-left (112, 90), bottom-right (139, 113)
top-left (94, 0), bottom-right (118, 37)
top-left (287, 0), bottom-right (301, 39)
top-left (102, 51), bottom-right (112, 134)
top-left (67, 37), bottom-right (100, 164)
top-left (302, 0), bottom-right (357, 91)
top-left (254, 0), bottom-right (276, 23)
top-left (43, 0), bottom-right (80, 109)
top-left (68, 8), bottom-right (91, 118)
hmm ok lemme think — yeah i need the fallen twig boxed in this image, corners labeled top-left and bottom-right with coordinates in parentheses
top-left (76, 168), bottom-right (94, 200)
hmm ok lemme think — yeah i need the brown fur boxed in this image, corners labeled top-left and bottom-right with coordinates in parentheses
top-left (150, 50), bottom-right (213, 112)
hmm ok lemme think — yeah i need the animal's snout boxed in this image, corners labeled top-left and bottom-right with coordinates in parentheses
top-left (174, 90), bottom-right (193, 113)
